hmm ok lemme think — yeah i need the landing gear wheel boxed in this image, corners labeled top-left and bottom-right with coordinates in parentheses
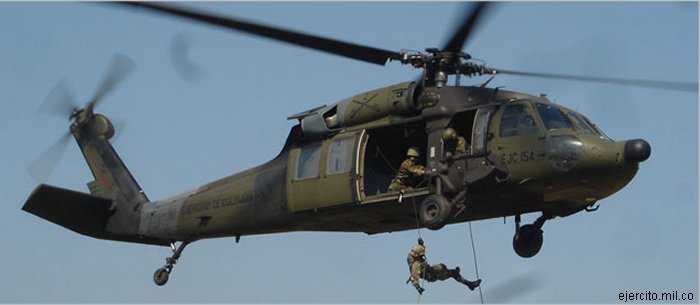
top-left (419, 195), bottom-right (452, 230)
top-left (513, 224), bottom-right (544, 258)
top-left (153, 267), bottom-right (170, 286)
top-left (151, 241), bottom-right (191, 286)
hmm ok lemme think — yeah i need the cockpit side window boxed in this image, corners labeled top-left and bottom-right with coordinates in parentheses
top-left (500, 103), bottom-right (539, 137)
top-left (567, 112), bottom-right (595, 134)
top-left (535, 103), bottom-right (573, 131)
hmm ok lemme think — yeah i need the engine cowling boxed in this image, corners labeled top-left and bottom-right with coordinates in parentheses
top-left (288, 82), bottom-right (419, 137)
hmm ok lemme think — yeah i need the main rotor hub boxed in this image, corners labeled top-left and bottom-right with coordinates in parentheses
top-left (395, 49), bottom-right (496, 87)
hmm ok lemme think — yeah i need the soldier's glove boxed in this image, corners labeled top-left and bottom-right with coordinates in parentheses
top-left (415, 286), bottom-right (425, 295)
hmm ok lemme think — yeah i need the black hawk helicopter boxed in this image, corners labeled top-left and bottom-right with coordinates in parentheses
top-left (23, 2), bottom-right (694, 287)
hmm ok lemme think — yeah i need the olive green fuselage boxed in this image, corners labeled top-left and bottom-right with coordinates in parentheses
top-left (137, 84), bottom-right (643, 244)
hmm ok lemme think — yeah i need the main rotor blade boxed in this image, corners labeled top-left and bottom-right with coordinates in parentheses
top-left (495, 68), bottom-right (698, 92)
top-left (170, 32), bottom-right (204, 82)
top-left (89, 53), bottom-right (136, 108)
top-left (29, 131), bottom-right (72, 182)
top-left (118, 2), bottom-right (402, 66)
top-left (442, 2), bottom-right (491, 53)
top-left (39, 79), bottom-right (79, 118)
top-left (486, 271), bottom-right (546, 303)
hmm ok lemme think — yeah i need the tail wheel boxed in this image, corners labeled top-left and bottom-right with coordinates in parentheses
top-left (419, 194), bottom-right (452, 230)
top-left (153, 267), bottom-right (170, 286)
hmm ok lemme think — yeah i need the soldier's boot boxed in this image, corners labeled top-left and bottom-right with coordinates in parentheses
top-left (455, 276), bottom-right (481, 291)
top-left (414, 284), bottom-right (425, 295)
top-left (465, 278), bottom-right (481, 291)
top-left (451, 267), bottom-right (481, 291)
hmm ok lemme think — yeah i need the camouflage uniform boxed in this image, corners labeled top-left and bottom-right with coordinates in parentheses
top-left (388, 157), bottom-right (425, 192)
top-left (443, 128), bottom-right (470, 158)
top-left (445, 136), bottom-right (469, 155)
top-left (407, 242), bottom-right (481, 294)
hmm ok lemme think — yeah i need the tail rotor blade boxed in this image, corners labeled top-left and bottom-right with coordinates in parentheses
top-left (32, 54), bottom-right (136, 182)
top-left (28, 131), bottom-right (72, 182)
top-left (110, 117), bottom-right (128, 144)
top-left (89, 53), bottom-right (136, 108)
top-left (39, 79), bottom-right (79, 118)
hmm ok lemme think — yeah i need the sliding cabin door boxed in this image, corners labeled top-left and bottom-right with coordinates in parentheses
top-left (286, 132), bottom-right (360, 212)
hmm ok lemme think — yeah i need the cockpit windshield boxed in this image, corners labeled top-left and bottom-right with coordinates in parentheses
top-left (566, 111), bottom-right (595, 135)
top-left (582, 115), bottom-right (613, 141)
top-left (500, 103), bottom-right (539, 137)
top-left (565, 109), bottom-right (613, 141)
top-left (535, 103), bottom-right (572, 131)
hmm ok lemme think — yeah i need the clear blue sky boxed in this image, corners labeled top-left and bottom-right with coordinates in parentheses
top-left (0, 2), bottom-right (697, 303)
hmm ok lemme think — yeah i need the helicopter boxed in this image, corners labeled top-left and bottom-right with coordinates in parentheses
top-left (21, 2), bottom-right (694, 288)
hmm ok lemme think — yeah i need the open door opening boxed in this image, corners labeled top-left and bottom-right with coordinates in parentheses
top-left (360, 122), bottom-right (427, 199)
top-left (446, 109), bottom-right (477, 157)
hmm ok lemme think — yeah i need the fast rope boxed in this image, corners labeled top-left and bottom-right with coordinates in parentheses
top-left (409, 182), bottom-right (427, 304)
top-left (468, 221), bottom-right (484, 304)
top-left (410, 194), bottom-right (422, 239)
top-left (407, 178), bottom-right (428, 238)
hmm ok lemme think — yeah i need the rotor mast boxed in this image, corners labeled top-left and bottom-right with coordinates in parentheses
top-left (395, 49), bottom-right (497, 88)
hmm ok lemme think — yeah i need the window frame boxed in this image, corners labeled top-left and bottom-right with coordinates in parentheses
top-left (326, 134), bottom-right (356, 175)
top-left (499, 102), bottom-right (541, 138)
top-left (566, 111), bottom-right (596, 135)
top-left (472, 107), bottom-right (493, 155)
top-left (534, 102), bottom-right (574, 131)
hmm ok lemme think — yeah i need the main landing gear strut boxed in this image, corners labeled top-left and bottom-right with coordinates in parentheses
top-left (153, 241), bottom-right (190, 286)
top-left (512, 213), bottom-right (554, 258)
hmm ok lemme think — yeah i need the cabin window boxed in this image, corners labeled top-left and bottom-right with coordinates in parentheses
top-left (327, 136), bottom-right (355, 174)
top-left (536, 103), bottom-right (573, 131)
top-left (296, 143), bottom-right (322, 179)
top-left (500, 103), bottom-right (538, 137)
top-left (567, 112), bottom-right (595, 134)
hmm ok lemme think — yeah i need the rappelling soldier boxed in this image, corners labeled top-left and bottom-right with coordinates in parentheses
top-left (442, 127), bottom-right (470, 159)
top-left (388, 147), bottom-right (426, 192)
top-left (407, 238), bottom-right (481, 295)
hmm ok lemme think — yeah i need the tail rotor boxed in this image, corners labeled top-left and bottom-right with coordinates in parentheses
top-left (29, 53), bottom-right (136, 182)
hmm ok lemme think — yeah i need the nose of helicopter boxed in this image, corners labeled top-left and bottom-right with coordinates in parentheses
top-left (624, 139), bottom-right (651, 162)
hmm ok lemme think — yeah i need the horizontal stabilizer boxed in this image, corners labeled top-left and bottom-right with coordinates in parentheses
top-left (22, 184), bottom-right (112, 239)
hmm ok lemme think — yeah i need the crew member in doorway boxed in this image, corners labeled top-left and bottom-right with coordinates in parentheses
top-left (407, 238), bottom-right (481, 295)
top-left (388, 147), bottom-right (426, 192)
top-left (442, 127), bottom-right (469, 159)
